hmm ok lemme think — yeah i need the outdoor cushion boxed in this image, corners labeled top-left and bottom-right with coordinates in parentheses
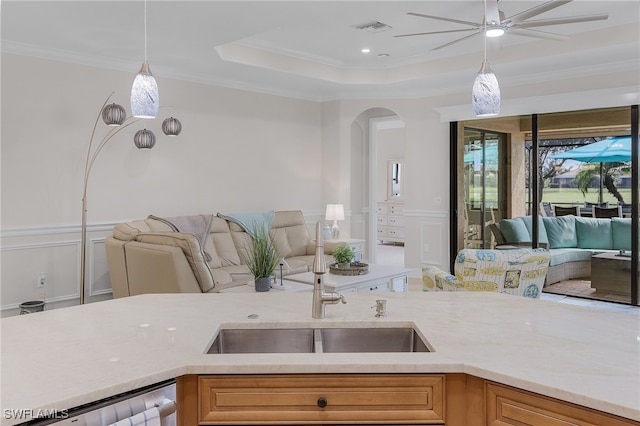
top-left (499, 218), bottom-right (530, 243)
top-left (548, 248), bottom-right (596, 267)
top-left (611, 217), bottom-right (632, 250)
top-left (575, 217), bottom-right (613, 250)
top-left (542, 215), bottom-right (578, 248)
top-left (519, 215), bottom-right (550, 245)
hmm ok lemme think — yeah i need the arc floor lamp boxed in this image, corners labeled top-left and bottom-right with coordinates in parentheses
top-left (80, 92), bottom-right (181, 304)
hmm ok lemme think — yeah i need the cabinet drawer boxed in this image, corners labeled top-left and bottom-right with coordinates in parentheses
top-left (199, 374), bottom-right (445, 424)
top-left (389, 204), bottom-right (404, 215)
top-left (486, 382), bottom-right (639, 426)
top-left (387, 227), bottom-right (404, 238)
top-left (377, 215), bottom-right (387, 225)
top-left (388, 216), bottom-right (404, 227)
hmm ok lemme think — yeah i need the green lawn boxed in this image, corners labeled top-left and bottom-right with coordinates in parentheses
top-left (537, 188), bottom-right (632, 205)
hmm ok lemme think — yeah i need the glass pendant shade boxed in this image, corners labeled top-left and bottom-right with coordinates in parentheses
top-left (162, 117), bottom-right (182, 136)
top-left (472, 59), bottom-right (501, 117)
top-left (131, 61), bottom-right (159, 119)
top-left (133, 129), bottom-right (156, 149)
top-left (102, 103), bottom-right (126, 126)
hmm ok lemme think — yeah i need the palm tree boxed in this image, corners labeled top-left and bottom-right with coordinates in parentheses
top-left (574, 162), bottom-right (627, 204)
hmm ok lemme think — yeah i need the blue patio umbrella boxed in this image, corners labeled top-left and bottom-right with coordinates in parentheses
top-left (550, 136), bottom-right (632, 163)
top-left (550, 136), bottom-right (633, 204)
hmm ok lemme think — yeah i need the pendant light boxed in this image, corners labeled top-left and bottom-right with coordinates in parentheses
top-left (131, 0), bottom-right (159, 119)
top-left (472, 0), bottom-right (501, 117)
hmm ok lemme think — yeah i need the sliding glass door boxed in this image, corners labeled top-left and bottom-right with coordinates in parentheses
top-left (462, 128), bottom-right (506, 249)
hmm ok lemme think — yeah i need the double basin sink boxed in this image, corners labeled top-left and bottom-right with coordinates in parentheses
top-left (207, 326), bottom-right (431, 354)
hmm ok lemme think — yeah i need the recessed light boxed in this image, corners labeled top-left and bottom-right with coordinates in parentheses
top-left (378, 53), bottom-right (390, 57)
top-left (361, 48), bottom-right (371, 53)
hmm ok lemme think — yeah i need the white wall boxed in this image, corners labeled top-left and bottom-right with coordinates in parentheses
top-left (376, 128), bottom-right (406, 202)
top-left (1, 53), bottom-right (323, 314)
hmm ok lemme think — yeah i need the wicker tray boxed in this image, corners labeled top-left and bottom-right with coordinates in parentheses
top-left (329, 262), bottom-right (369, 276)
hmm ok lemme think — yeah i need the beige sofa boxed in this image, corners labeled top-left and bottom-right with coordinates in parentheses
top-left (106, 210), bottom-right (338, 297)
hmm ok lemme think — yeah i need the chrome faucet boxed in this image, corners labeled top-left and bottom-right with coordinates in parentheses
top-left (312, 221), bottom-right (346, 319)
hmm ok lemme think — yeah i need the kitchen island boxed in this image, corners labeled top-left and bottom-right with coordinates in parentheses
top-left (1, 292), bottom-right (638, 425)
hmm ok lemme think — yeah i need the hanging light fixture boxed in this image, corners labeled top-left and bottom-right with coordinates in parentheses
top-left (102, 103), bottom-right (126, 126)
top-left (131, 0), bottom-right (159, 119)
top-left (134, 129), bottom-right (156, 149)
top-left (472, 0), bottom-right (501, 117)
top-left (162, 117), bottom-right (182, 136)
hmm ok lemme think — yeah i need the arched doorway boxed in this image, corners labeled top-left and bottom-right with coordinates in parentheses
top-left (350, 108), bottom-right (406, 265)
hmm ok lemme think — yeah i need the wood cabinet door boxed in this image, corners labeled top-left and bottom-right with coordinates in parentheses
top-left (199, 374), bottom-right (444, 425)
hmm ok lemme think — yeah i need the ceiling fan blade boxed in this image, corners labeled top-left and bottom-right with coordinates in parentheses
top-left (513, 14), bottom-right (609, 29)
top-left (508, 28), bottom-right (570, 41)
top-left (503, 0), bottom-right (572, 26)
top-left (485, 0), bottom-right (501, 26)
top-left (431, 31), bottom-right (482, 51)
top-left (394, 28), bottom-right (479, 38)
top-left (407, 12), bottom-right (481, 28)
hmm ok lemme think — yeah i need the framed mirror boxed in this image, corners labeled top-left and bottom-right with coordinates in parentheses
top-left (388, 160), bottom-right (403, 199)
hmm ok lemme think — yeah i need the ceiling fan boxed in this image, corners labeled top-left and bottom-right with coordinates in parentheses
top-left (394, 0), bottom-right (609, 50)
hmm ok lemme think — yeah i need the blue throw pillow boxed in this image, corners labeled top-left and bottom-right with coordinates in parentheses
top-left (519, 216), bottom-right (549, 245)
top-left (499, 218), bottom-right (530, 243)
top-left (611, 217), bottom-right (632, 251)
top-left (542, 216), bottom-right (578, 248)
top-left (575, 217), bottom-right (613, 250)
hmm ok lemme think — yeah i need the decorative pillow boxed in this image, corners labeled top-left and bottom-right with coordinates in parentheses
top-left (611, 217), bottom-right (632, 251)
top-left (575, 217), bottom-right (613, 250)
top-left (542, 216), bottom-right (578, 248)
top-left (519, 216), bottom-right (550, 245)
top-left (499, 218), bottom-right (530, 243)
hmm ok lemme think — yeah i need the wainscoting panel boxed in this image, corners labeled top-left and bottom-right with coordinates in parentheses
top-left (90, 238), bottom-right (111, 296)
top-left (0, 240), bottom-right (80, 309)
top-left (1, 225), bottom-right (115, 315)
top-left (420, 222), bottom-right (444, 266)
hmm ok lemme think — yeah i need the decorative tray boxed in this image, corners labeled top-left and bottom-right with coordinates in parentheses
top-left (329, 262), bottom-right (369, 276)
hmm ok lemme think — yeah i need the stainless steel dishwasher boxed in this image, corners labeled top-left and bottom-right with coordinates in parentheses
top-left (19, 379), bottom-right (176, 426)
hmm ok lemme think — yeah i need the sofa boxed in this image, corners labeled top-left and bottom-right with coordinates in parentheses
top-left (105, 210), bottom-right (339, 297)
top-left (422, 248), bottom-right (550, 298)
top-left (490, 215), bottom-right (632, 285)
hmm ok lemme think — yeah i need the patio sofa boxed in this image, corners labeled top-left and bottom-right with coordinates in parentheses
top-left (490, 215), bottom-right (632, 285)
top-left (105, 210), bottom-right (339, 297)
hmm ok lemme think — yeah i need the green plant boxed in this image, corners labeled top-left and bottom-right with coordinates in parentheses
top-left (241, 225), bottom-right (282, 279)
top-left (332, 244), bottom-right (355, 265)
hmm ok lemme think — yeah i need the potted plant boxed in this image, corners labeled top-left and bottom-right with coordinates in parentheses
top-left (332, 244), bottom-right (355, 268)
top-left (241, 225), bottom-right (282, 292)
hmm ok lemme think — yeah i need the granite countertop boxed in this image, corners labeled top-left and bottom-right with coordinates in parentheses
top-left (1, 292), bottom-right (639, 425)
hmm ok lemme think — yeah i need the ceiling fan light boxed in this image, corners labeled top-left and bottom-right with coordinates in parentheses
top-left (472, 59), bottom-right (501, 117)
top-left (131, 60), bottom-right (159, 119)
top-left (485, 27), bottom-right (504, 37)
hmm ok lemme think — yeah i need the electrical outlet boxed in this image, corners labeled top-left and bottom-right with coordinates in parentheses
top-left (37, 272), bottom-right (46, 288)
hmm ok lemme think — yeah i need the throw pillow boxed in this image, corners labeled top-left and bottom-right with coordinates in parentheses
top-left (611, 217), bottom-right (632, 251)
top-left (575, 217), bottom-right (613, 250)
top-left (499, 218), bottom-right (530, 244)
top-left (542, 216), bottom-right (578, 248)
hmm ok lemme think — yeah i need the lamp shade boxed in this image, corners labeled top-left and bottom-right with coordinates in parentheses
top-left (472, 59), bottom-right (501, 117)
top-left (325, 204), bottom-right (345, 221)
top-left (162, 117), bottom-right (182, 136)
top-left (131, 61), bottom-right (159, 119)
top-left (102, 103), bottom-right (126, 126)
top-left (133, 129), bottom-right (156, 149)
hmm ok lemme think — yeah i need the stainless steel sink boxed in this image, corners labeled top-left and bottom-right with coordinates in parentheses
top-left (207, 328), bottom-right (315, 354)
top-left (319, 327), bottom-right (429, 353)
top-left (207, 326), bottom-right (430, 354)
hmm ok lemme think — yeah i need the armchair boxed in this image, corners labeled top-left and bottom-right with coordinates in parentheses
top-left (422, 248), bottom-right (550, 299)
